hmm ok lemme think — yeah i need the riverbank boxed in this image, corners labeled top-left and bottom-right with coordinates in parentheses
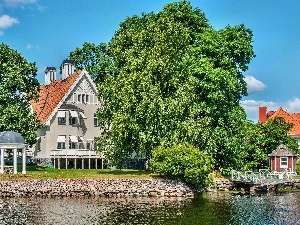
top-left (0, 178), bottom-right (195, 198)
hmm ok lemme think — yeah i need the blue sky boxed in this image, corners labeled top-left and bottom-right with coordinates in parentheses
top-left (1, 0), bottom-right (300, 122)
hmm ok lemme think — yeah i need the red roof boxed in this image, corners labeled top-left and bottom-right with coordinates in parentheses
top-left (31, 71), bottom-right (81, 124)
top-left (269, 107), bottom-right (300, 135)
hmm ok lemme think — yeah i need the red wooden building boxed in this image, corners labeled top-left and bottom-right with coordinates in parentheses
top-left (268, 144), bottom-right (298, 173)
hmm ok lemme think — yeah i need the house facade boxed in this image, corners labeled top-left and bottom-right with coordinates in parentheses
top-left (269, 144), bottom-right (298, 173)
top-left (30, 60), bottom-right (104, 169)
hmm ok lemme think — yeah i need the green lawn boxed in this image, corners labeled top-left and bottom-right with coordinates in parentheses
top-left (0, 165), bottom-right (160, 181)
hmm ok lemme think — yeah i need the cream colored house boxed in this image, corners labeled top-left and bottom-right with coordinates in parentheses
top-left (30, 60), bottom-right (104, 169)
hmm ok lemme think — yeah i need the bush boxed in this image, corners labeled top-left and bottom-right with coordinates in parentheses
top-left (150, 143), bottom-right (214, 189)
top-left (296, 162), bottom-right (300, 175)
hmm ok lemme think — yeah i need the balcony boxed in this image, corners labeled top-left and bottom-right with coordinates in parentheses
top-left (50, 149), bottom-right (103, 158)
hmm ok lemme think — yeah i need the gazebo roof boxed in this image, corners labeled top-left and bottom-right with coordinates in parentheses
top-left (0, 131), bottom-right (25, 144)
top-left (268, 144), bottom-right (297, 157)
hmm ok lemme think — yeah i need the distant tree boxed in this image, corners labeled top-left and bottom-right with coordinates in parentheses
top-left (68, 42), bottom-right (115, 83)
top-left (243, 117), bottom-right (298, 170)
top-left (0, 43), bottom-right (41, 145)
top-left (150, 143), bottom-right (214, 188)
top-left (96, 1), bottom-right (255, 168)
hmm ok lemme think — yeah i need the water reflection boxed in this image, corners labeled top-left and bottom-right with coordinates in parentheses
top-left (0, 192), bottom-right (299, 224)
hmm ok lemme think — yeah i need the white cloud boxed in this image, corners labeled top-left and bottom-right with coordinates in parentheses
top-left (36, 4), bottom-right (46, 11)
top-left (26, 44), bottom-right (33, 49)
top-left (286, 97), bottom-right (300, 112)
top-left (240, 99), bottom-right (278, 122)
top-left (244, 75), bottom-right (266, 94)
top-left (4, 0), bottom-right (36, 7)
top-left (0, 14), bottom-right (19, 29)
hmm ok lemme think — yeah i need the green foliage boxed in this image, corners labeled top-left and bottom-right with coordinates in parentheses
top-left (68, 42), bottom-right (115, 83)
top-left (242, 117), bottom-right (298, 170)
top-left (296, 162), bottom-right (300, 175)
top-left (95, 1), bottom-right (255, 168)
top-left (0, 43), bottom-right (41, 145)
top-left (150, 143), bottom-right (214, 188)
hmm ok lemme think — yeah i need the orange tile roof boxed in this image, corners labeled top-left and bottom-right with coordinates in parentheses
top-left (31, 71), bottom-right (81, 124)
top-left (269, 107), bottom-right (300, 135)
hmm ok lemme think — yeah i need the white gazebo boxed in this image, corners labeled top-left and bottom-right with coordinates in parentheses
top-left (0, 131), bottom-right (27, 174)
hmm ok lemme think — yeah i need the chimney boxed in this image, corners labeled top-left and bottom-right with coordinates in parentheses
top-left (259, 106), bottom-right (267, 123)
top-left (45, 67), bottom-right (57, 85)
top-left (61, 59), bottom-right (75, 80)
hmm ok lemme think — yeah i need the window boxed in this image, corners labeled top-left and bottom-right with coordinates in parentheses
top-left (77, 93), bottom-right (90, 104)
top-left (57, 142), bottom-right (66, 149)
top-left (280, 157), bottom-right (288, 168)
top-left (69, 142), bottom-right (76, 149)
top-left (57, 111), bottom-right (66, 125)
top-left (58, 117), bottom-right (66, 125)
top-left (57, 135), bottom-right (66, 149)
top-left (69, 117), bottom-right (76, 125)
top-left (69, 135), bottom-right (78, 149)
top-left (94, 113), bottom-right (99, 127)
top-left (87, 142), bottom-right (91, 150)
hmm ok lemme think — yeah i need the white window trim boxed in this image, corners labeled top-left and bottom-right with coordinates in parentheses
top-left (280, 157), bottom-right (288, 168)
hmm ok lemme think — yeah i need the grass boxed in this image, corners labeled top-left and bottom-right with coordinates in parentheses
top-left (0, 165), bottom-right (160, 181)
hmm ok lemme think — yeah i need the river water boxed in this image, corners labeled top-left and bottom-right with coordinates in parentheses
top-left (0, 192), bottom-right (299, 225)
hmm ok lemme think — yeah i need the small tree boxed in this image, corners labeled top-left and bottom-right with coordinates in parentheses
top-left (150, 143), bottom-right (214, 189)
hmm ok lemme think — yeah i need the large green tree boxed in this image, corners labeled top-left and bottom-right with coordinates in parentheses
top-left (68, 42), bottom-right (115, 83)
top-left (0, 43), bottom-right (41, 145)
top-left (95, 1), bottom-right (255, 168)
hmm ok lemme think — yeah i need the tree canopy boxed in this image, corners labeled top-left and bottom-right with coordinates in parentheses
top-left (0, 43), bottom-right (41, 145)
top-left (68, 42), bottom-right (114, 83)
top-left (95, 1), bottom-right (255, 168)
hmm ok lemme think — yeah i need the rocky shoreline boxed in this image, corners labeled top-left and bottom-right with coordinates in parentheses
top-left (0, 179), bottom-right (195, 198)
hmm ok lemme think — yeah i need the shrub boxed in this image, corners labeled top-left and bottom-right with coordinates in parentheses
top-left (296, 162), bottom-right (300, 175)
top-left (150, 143), bottom-right (214, 189)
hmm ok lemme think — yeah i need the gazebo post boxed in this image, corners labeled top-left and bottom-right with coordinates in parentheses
top-left (0, 148), bottom-right (4, 174)
top-left (22, 147), bottom-right (26, 174)
top-left (13, 148), bottom-right (17, 174)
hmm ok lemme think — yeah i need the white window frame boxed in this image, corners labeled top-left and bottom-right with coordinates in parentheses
top-left (280, 157), bottom-right (288, 168)
top-left (94, 113), bottom-right (99, 127)
top-left (57, 111), bottom-right (66, 125)
top-left (57, 135), bottom-right (66, 149)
